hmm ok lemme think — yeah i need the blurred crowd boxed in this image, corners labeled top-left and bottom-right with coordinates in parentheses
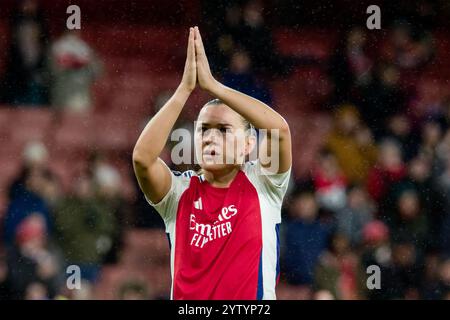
top-left (1, 0), bottom-right (450, 300)
top-left (0, 139), bottom-right (144, 299)
top-left (278, 7), bottom-right (450, 300)
top-left (0, 0), bottom-right (101, 111)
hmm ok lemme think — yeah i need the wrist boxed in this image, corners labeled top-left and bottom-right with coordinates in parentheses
top-left (176, 84), bottom-right (193, 97)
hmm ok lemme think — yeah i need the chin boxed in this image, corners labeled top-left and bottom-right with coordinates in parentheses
top-left (199, 162), bottom-right (234, 173)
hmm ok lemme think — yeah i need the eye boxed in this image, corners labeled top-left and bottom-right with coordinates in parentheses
top-left (220, 126), bottom-right (233, 134)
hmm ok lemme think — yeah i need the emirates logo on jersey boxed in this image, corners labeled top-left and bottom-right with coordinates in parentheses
top-left (189, 203), bottom-right (238, 248)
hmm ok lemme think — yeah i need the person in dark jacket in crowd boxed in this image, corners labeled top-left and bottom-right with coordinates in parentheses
top-left (1, 0), bottom-right (50, 105)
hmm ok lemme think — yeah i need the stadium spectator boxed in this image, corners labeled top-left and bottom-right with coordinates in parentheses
top-left (360, 221), bottom-right (391, 265)
top-left (90, 159), bottom-right (129, 264)
top-left (1, 0), bottom-right (50, 105)
top-left (8, 141), bottom-right (49, 201)
top-left (387, 21), bottom-right (434, 70)
top-left (314, 233), bottom-right (367, 300)
top-left (24, 282), bottom-right (49, 300)
top-left (0, 253), bottom-right (12, 300)
top-left (235, 0), bottom-right (286, 75)
top-left (417, 119), bottom-right (443, 159)
top-left (49, 29), bottom-right (102, 113)
top-left (409, 82), bottom-right (448, 127)
top-left (420, 252), bottom-right (442, 299)
top-left (70, 280), bottom-right (94, 300)
top-left (222, 50), bottom-right (272, 104)
top-left (434, 129), bottom-right (450, 174)
top-left (3, 166), bottom-right (54, 246)
top-left (117, 279), bottom-right (151, 300)
top-left (9, 142), bottom-right (62, 211)
top-left (440, 212), bottom-right (450, 258)
top-left (381, 241), bottom-right (423, 299)
top-left (335, 185), bottom-right (375, 248)
top-left (385, 189), bottom-right (430, 254)
top-left (436, 177), bottom-right (450, 253)
top-left (435, 98), bottom-right (450, 131)
top-left (6, 141), bottom-right (61, 212)
top-left (436, 258), bottom-right (450, 299)
top-left (207, 3), bottom-right (243, 74)
top-left (6, 214), bottom-right (63, 299)
top-left (54, 279), bottom-right (93, 300)
top-left (382, 114), bottom-right (419, 161)
top-left (329, 26), bottom-right (374, 105)
top-left (366, 139), bottom-right (407, 204)
top-left (312, 149), bottom-right (348, 213)
top-left (326, 104), bottom-right (378, 184)
top-left (360, 220), bottom-right (392, 299)
top-left (359, 63), bottom-right (406, 139)
top-left (282, 190), bottom-right (333, 286)
top-left (53, 174), bottom-right (117, 282)
top-left (384, 154), bottom-right (444, 248)
top-left (313, 289), bottom-right (335, 300)
top-left (209, 0), bottom-right (299, 77)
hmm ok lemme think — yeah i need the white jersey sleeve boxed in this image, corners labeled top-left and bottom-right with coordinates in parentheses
top-left (145, 170), bottom-right (193, 228)
top-left (243, 160), bottom-right (291, 214)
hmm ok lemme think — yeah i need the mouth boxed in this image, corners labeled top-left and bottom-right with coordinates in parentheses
top-left (203, 149), bottom-right (218, 156)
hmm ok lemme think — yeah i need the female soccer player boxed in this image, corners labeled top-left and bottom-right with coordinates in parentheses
top-left (133, 27), bottom-right (292, 300)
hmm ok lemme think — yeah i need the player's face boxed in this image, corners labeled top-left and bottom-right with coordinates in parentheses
top-left (195, 104), bottom-right (251, 172)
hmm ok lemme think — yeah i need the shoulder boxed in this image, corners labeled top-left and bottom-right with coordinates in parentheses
top-left (242, 160), bottom-right (259, 174)
top-left (172, 169), bottom-right (198, 179)
top-left (170, 169), bottom-right (206, 191)
top-left (145, 169), bottom-right (199, 224)
top-left (242, 160), bottom-right (291, 183)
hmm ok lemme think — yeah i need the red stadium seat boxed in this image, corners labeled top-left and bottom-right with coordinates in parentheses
top-left (120, 229), bottom-right (170, 268)
top-left (273, 28), bottom-right (338, 61)
top-left (0, 108), bottom-right (15, 142)
top-left (276, 283), bottom-right (313, 300)
top-left (421, 32), bottom-right (450, 79)
top-left (94, 263), bottom-right (171, 299)
top-left (91, 113), bottom-right (135, 151)
top-left (52, 112), bottom-right (94, 151)
top-left (8, 108), bottom-right (54, 146)
top-left (84, 25), bottom-right (185, 67)
top-left (94, 229), bottom-right (171, 299)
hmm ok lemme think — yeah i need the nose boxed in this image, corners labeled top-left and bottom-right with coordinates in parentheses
top-left (202, 128), bottom-right (221, 145)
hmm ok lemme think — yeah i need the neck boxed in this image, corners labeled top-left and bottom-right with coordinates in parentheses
top-left (202, 166), bottom-right (241, 188)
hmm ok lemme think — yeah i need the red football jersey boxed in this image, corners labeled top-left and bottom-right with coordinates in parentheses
top-left (146, 160), bottom-right (291, 300)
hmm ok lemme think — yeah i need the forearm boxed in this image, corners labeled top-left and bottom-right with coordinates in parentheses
top-left (211, 81), bottom-right (292, 172)
top-left (133, 86), bottom-right (190, 164)
top-left (193, 26), bottom-right (288, 134)
top-left (209, 81), bottom-right (289, 135)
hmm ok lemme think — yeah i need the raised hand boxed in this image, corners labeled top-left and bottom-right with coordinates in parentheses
top-left (194, 27), bottom-right (218, 93)
top-left (180, 27), bottom-right (197, 93)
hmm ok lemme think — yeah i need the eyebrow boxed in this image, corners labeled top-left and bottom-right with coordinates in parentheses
top-left (199, 123), bottom-right (233, 127)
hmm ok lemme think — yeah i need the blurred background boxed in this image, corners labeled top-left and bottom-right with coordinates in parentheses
top-left (1, 0), bottom-right (450, 300)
